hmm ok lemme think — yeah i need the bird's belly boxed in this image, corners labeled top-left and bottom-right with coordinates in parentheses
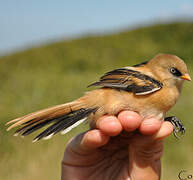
top-left (139, 109), bottom-right (165, 120)
top-left (113, 88), bottom-right (179, 119)
top-left (86, 87), bottom-right (179, 124)
top-left (147, 87), bottom-right (180, 113)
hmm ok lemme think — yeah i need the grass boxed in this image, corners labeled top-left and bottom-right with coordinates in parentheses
top-left (0, 22), bottom-right (193, 179)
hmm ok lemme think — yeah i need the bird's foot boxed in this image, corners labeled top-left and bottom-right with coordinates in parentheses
top-left (164, 116), bottom-right (186, 139)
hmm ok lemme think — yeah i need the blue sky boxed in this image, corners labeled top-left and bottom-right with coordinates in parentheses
top-left (1, 0), bottom-right (193, 55)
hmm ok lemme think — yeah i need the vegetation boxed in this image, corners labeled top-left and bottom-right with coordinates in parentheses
top-left (0, 22), bottom-right (193, 179)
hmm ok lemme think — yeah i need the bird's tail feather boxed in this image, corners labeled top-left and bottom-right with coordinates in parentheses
top-left (6, 101), bottom-right (97, 142)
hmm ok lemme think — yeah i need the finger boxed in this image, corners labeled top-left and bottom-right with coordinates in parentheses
top-left (68, 130), bottom-right (110, 154)
top-left (63, 130), bottom-right (109, 166)
top-left (96, 115), bottom-right (122, 136)
top-left (118, 111), bottom-right (142, 131)
top-left (153, 121), bottom-right (174, 140)
top-left (139, 118), bottom-right (162, 135)
top-left (81, 129), bottom-right (110, 150)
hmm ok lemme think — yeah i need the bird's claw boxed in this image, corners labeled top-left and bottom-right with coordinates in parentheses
top-left (164, 116), bottom-right (186, 139)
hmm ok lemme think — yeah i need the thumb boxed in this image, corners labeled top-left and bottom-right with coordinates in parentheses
top-left (62, 130), bottom-right (109, 166)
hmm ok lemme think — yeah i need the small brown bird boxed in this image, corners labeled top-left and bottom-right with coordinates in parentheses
top-left (6, 54), bottom-right (191, 142)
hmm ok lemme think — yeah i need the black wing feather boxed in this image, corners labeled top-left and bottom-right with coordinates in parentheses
top-left (32, 108), bottom-right (97, 141)
top-left (14, 108), bottom-right (97, 141)
top-left (133, 61), bottom-right (148, 67)
top-left (88, 67), bottom-right (163, 95)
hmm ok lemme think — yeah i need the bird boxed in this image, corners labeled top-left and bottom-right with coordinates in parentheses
top-left (6, 54), bottom-right (191, 142)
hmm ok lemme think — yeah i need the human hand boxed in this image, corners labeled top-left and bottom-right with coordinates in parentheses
top-left (61, 111), bottom-right (173, 180)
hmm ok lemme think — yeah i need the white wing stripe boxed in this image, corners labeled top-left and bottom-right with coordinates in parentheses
top-left (61, 117), bottom-right (87, 135)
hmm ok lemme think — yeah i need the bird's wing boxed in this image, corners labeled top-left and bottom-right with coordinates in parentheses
top-left (132, 61), bottom-right (149, 67)
top-left (88, 67), bottom-right (163, 95)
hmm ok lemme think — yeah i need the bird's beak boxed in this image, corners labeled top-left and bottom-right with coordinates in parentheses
top-left (181, 74), bottom-right (192, 81)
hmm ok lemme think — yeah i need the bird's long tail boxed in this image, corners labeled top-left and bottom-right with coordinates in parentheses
top-left (6, 100), bottom-right (97, 142)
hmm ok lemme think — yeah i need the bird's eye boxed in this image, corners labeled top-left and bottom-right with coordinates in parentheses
top-left (169, 67), bottom-right (182, 77)
top-left (170, 67), bottom-right (176, 74)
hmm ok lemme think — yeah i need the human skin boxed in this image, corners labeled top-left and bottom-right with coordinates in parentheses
top-left (61, 111), bottom-right (173, 180)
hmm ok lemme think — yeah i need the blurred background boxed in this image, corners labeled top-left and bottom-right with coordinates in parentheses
top-left (1, 0), bottom-right (193, 179)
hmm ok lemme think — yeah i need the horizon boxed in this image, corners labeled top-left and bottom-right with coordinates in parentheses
top-left (1, 20), bottom-right (193, 57)
top-left (1, 0), bottom-right (193, 55)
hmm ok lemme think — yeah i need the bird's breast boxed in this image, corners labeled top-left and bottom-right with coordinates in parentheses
top-left (114, 87), bottom-right (179, 118)
top-left (84, 87), bottom-right (180, 125)
top-left (150, 86), bottom-right (180, 112)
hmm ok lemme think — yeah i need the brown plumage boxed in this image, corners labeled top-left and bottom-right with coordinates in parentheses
top-left (6, 54), bottom-right (191, 142)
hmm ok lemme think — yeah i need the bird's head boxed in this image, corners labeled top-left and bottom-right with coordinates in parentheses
top-left (148, 54), bottom-right (191, 90)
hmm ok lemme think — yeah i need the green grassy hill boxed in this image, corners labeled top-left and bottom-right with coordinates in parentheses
top-left (0, 22), bottom-right (193, 179)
